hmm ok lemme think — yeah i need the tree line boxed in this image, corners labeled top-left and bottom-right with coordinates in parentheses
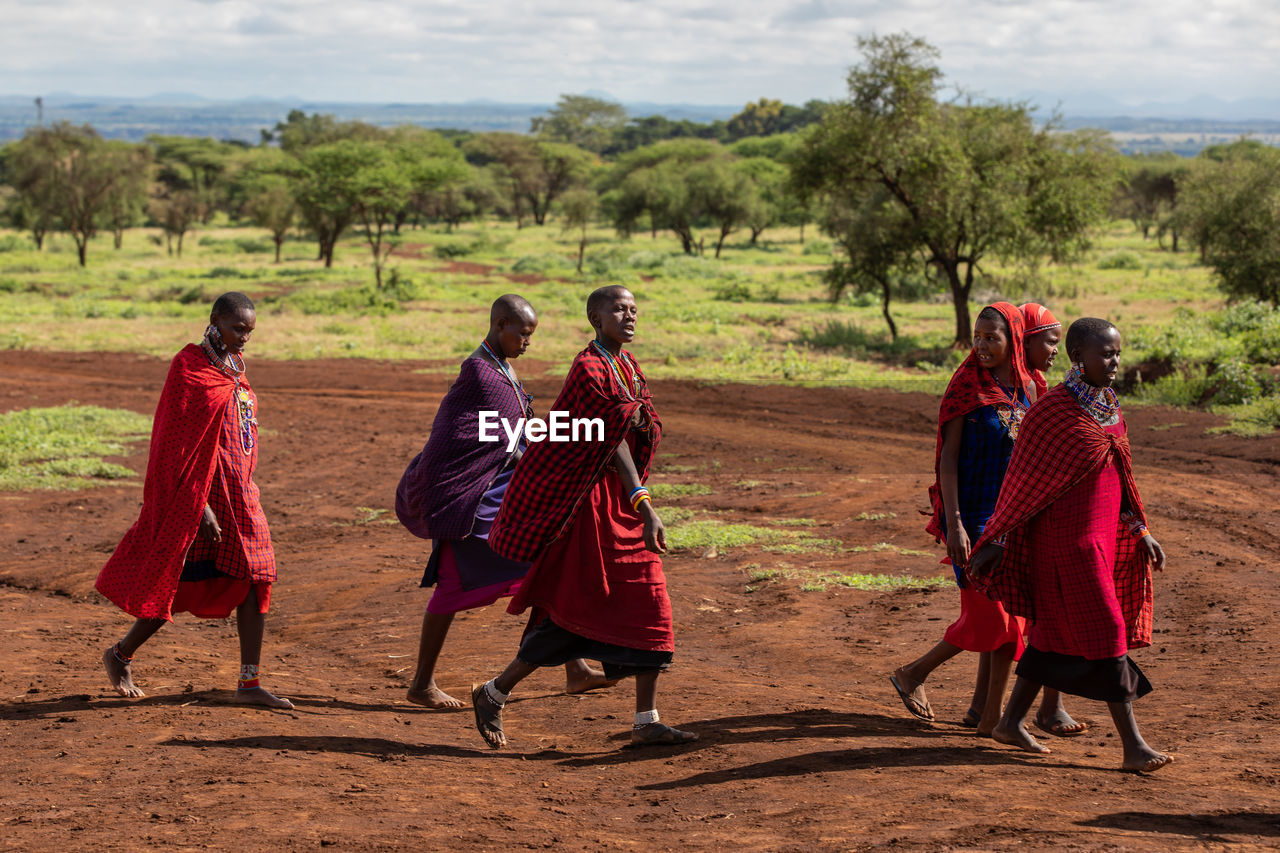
top-left (1, 34), bottom-right (1276, 343)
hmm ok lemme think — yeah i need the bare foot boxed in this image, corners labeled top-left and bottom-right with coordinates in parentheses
top-left (1035, 708), bottom-right (1088, 737)
top-left (471, 683), bottom-right (506, 748)
top-left (630, 722), bottom-right (698, 746)
top-left (1122, 748), bottom-right (1173, 773)
top-left (103, 646), bottom-right (145, 698)
top-left (992, 721), bottom-right (1050, 754)
top-left (407, 683), bottom-right (464, 709)
top-left (565, 670), bottom-right (619, 695)
top-left (233, 686), bottom-right (294, 710)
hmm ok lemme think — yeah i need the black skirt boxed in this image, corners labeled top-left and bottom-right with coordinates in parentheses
top-left (1016, 646), bottom-right (1153, 703)
top-left (517, 613), bottom-right (672, 680)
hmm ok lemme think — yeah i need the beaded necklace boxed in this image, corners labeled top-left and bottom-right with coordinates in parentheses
top-left (480, 340), bottom-right (531, 416)
top-left (590, 340), bottom-right (637, 401)
top-left (201, 326), bottom-right (255, 455)
top-left (990, 374), bottom-right (1028, 441)
top-left (1063, 363), bottom-right (1120, 425)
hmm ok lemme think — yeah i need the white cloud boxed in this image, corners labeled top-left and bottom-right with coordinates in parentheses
top-left (0, 0), bottom-right (1275, 105)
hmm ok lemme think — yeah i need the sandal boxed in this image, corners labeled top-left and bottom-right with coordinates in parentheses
top-left (630, 722), bottom-right (699, 746)
top-left (470, 683), bottom-right (507, 749)
top-left (889, 674), bottom-right (934, 721)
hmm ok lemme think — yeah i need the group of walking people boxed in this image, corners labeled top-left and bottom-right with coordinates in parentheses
top-left (93, 284), bottom-right (1170, 772)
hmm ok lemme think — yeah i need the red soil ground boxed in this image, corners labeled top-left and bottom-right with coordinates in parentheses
top-left (2, 351), bottom-right (1278, 850)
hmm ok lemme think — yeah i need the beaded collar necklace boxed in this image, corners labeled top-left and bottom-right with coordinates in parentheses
top-left (201, 325), bottom-right (245, 379)
top-left (590, 340), bottom-right (636, 401)
top-left (1063, 363), bottom-right (1120, 424)
top-left (480, 340), bottom-right (531, 415)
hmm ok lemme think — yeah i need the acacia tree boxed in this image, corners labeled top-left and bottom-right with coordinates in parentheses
top-left (8, 123), bottom-right (137, 266)
top-left (558, 187), bottom-right (597, 273)
top-left (821, 186), bottom-right (919, 340)
top-left (243, 175), bottom-right (296, 263)
top-left (100, 141), bottom-right (152, 249)
top-left (607, 139), bottom-right (727, 254)
top-left (294, 140), bottom-right (369, 266)
top-left (794, 34), bottom-right (1116, 345)
top-left (532, 94), bottom-right (627, 154)
top-left (1180, 144), bottom-right (1280, 305)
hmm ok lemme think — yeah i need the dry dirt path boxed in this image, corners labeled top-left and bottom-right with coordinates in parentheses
top-left (1, 351), bottom-right (1278, 850)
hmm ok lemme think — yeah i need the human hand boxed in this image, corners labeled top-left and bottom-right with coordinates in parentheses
top-left (1141, 534), bottom-right (1166, 571)
top-left (198, 505), bottom-right (222, 542)
top-left (967, 543), bottom-right (1004, 578)
top-left (946, 524), bottom-right (972, 569)
top-left (642, 506), bottom-right (667, 553)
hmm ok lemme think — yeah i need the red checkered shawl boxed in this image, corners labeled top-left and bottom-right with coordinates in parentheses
top-left (925, 302), bottom-right (1032, 540)
top-left (488, 345), bottom-right (660, 563)
top-left (967, 385), bottom-right (1154, 649)
top-left (95, 344), bottom-right (238, 620)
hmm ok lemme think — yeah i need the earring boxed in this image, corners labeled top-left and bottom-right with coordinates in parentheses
top-left (206, 324), bottom-right (224, 347)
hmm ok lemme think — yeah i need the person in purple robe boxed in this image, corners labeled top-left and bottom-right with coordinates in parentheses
top-left (395, 295), bottom-right (613, 709)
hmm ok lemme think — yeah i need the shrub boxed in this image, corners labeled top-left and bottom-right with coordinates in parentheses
top-left (1210, 359), bottom-right (1264, 406)
top-left (801, 239), bottom-right (831, 255)
top-left (0, 235), bottom-right (32, 253)
top-left (1097, 251), bottom-right (1144, 270)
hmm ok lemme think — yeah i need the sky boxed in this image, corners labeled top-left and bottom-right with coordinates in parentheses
top-left (1, 0), bottom-right (1277, 106)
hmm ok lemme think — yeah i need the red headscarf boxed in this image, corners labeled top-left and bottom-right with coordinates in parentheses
top-left (1020, 302), bottom-right (1062, 397)
top-left (1020, 302), bottom-right (1061, 337)
top-left (925, 302), bottom-right (1032, 540)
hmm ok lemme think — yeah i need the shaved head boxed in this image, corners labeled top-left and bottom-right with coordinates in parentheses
top-left (212, 291), bottom-right (255, 318)
top-left (1065, 317), bottom-right (1118, 362)
top-left (490, 293), bottom-right (536, 325)
top-left (586, 285), bottom-right (632, 318)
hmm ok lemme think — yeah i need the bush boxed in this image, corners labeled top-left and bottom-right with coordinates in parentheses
top-left (802, 239), bottom-right (831, 255)
top-left (0, 234), bottom-right (32, 253)
top-left (1210, 359), bottom-right (1264, 406)
top-left (1097, 251), bottom-right (1144, 270)
top-left (713, 282), bottom-right (753, 302)
top-left (204, 266), bottom-right (246, 279)
top-left (799, 319), bottom-right (876, 351)
top-left (510, 254), bottom-right (570, 274)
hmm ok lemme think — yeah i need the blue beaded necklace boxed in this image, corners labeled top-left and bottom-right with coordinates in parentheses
top-left (590, 340), bottom-right (636, 400)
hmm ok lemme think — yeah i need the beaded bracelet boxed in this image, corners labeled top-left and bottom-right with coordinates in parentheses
top-left (630, 488), bottom-right (651, 512)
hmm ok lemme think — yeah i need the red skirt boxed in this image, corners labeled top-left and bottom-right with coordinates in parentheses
top-left (508, 471), bottom-right (673, 652)
top-left (943, 586), bottom-right (1026, 658)
top-left (171, 579), bottom-right (270, 619)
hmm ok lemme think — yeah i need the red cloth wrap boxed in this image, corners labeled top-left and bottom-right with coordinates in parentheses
top-left (489, 345), bottom-right (660, 563)
top-left (966, 386), bottom-right (1154, 651)
top-left (1021, 302), bottom-right (1060, 398)
top-left (95, 344), bottom-right (237, 621)
top-left (493, 345), bottom-right (670, 652)
top-left (925, 302), bottom-right (1032, 540)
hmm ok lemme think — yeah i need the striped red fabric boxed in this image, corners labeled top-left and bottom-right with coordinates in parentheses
top-left (489, 345), bottom-right (660, 563)
top-left (968, 386), bottom-right (1154, 650)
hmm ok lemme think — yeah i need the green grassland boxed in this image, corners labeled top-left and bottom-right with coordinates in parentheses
top-left (0, 217), bottom-right (1275, 430)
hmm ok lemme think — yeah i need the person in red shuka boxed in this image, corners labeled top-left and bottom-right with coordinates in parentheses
top-left (968, 318), bottom-right (1170, 773)
top-left (96, 292), bottom-right (291, 709)
top-left (470, 285), bottom-right (698, 749)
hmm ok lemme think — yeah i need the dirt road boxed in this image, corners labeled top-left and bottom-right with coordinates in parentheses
top-left (2, 351), bottom-right (1278, 850)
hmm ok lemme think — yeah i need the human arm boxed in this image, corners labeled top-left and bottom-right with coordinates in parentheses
top-left (939, 416), bottom-right (970, 567)
top-left (611, 436), bottom-right (666, 553)
top-left (198, 504), bottom-right (222, 542)
top-left (967, 542), bottom-right (1004, 578)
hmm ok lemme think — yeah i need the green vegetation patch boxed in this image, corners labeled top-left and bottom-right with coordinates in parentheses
top-left (0, 404), bottom-right (150, 490)
top-left (647, 482), bottom-right (712, 499)
top-left (802, 573), bottom-right (948, 593)
top-left (666, 516), bottom-right (841, 554)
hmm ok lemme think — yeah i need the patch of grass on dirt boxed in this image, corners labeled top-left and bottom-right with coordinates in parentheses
top-left (666, 515), bottom-right (843, 555)
top-left (854, 511), bottom-right (898, 521)
top-left (772, 517), bottom-right (816, 527)
top-left (648, 482), bottom-right (712, 499)
top-left (0, 404), bottom-right (150, 490)
top-left (803, 573), bottom-right (948, 593)
top-left (849, 542), bottom-right (933, 557)
top-left (351, 507), bottom-right (397, 525)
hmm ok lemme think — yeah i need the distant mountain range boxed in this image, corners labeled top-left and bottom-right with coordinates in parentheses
top-left (0, 93), bottom-right (1276, 151)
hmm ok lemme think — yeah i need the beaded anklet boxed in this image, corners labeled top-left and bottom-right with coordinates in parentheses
top-left (111, 643), bottom-right (133, 664)
top-left (634, 709), bottom-right (660, 728)
top-left (238, 664), bottom-right (261, 690)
